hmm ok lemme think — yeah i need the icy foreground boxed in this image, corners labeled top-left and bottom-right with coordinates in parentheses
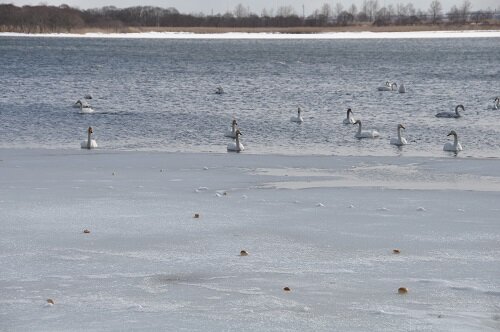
top-left (0, 149), bottom-right (499, 331)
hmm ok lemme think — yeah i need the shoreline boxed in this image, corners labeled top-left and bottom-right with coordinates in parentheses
top-left (1, 28), bottom-right (500, 39)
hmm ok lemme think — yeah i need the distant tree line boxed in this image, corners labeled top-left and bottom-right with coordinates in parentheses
top-left (0, 1), bottom-right (498, 33)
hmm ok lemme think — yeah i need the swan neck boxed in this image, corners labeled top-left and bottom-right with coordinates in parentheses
top-left (453, 133), bottom-right (458, 147)
top-left (357, 122), bottom-right (361, 134)
top-left (87, 131), bottom-right (91, 148)
top-left (397, 127), bottom-right (402, 140)
top-left (235, 134), bottom-right (240, 148)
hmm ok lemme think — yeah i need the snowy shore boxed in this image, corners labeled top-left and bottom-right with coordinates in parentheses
top-left (1, 149), bottom-right (499, 331)
top-left (1, 30), bottom-right (500, 39)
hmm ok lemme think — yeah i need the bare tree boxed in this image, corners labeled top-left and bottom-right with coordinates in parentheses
top-left (460, 0), bottom-right (472, 22)
top-left (428, 0), bottom-right (442, 23)
top-left (234, 3), bottom-right (248, 18)
top-left (276, 5), bottom-right (295, 17)
top-left (321, 3), bottom-right (332, 19)
top-left (348, 4), bottom-right (357, 17)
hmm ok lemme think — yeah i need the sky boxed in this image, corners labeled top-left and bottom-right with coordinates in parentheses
top-left (3, 1), bottom-right (499, 15)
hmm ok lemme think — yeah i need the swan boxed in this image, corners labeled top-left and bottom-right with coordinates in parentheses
top-left (290, 107), bottom-right (304, 123)
top-left (78, 103), bottom-right (94, 114)
top-left (73, 100), bottom-right (91, 108)
top-left (390, 124), bottom-right (407, 146)
top-left (227, 129), bottom-right (244, 152)
top-left (377, 81), bottom-right (397, 91)
top-left (224, 119), bottom-right (238, 138)
top-left (215, 86), bottom-right (224, 94)
top-left (398, 83), bottom-right (406, 93)
top-left (81, 127), bottom-right (98, 149)
top-left (343, 108), bottom-right (356, 124)
top-left (443, 130), bottom-right (462, 152)
top-left (493, 97), bottom-right (499, 110)
top-left (436, 104), bottom-right (464, 118)
top-left (353, 120), bottom-right (379, 138)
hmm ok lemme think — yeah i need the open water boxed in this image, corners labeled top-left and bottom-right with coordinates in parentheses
top-left (1, 35), bottom-right (499, 157)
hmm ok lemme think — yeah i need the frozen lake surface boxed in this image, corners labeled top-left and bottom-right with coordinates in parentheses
top-left (1, 149), bottom-right (499, 331)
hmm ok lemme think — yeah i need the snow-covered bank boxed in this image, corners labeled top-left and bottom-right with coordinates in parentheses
top-left (1, 30), bottom-right (500, 39)
top-left (1, 149), bottom-right (499, 331)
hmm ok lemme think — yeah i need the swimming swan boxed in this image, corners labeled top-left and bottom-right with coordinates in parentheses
top-left (436, 104), bottom-right (464, 118)
top-left (343, 108), bottom-right (356, 124)
top-left (227, 129), bottom-right (244, 152)
top-left (224, 119), bottom-right (238, 138)
top-left (215, 86), bottom-right (224, 94)
top-left (377, 82), bottom-right (397, 91)
top-left (73, 100), bottom-right (91, 108)
top-left (493, 97), bottom-right (499, 110)
top-left (290, 107), bottom-right (304, 123)
top-left (398, 83), bottom-right (406, 93)
top-left (78, 102), bottom-right (94, 114)
top-left (353, 120), bottom-right (379, 138)
top-left (390, 124), bottom-right (407, 146)
top-left (81, 127), bottom-right (98, 149)
top-left (443, 130), bottom-right (462, 152)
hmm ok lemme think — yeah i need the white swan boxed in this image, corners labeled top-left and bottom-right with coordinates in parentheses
top-left (436, 104), bottom-right (464, 118)
top-left (343, 108), bottom-right (356, 124)
top-left (390, 124), bottom-right (407, 146)
top-left (81, 127), bottom-right (98, 149)
top-left (398, 83), bottom-right (406, 93)
top-left (224, 119), bottom-right (238, 138)
top-left (377, 81), bottom-right (397, 91)
top-left (290, 107), bottom-right (304, 123)
top-left (493, 97), bottom-right (499, 110)
top-left (443, 130), bottom-right (462, 152)
top-left (353, 120), bottom-right (379, 138)
top-left (78, 103), bottom-right (94, 114)
top-left (215, 86), bottom-right (224, 94)
top-left (227, 129), bottom-right (244, 152)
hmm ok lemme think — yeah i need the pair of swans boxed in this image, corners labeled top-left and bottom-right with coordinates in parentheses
top-left (227, 129), bottom-right (244, 152)
top-left (377, 81), bottom-right (406, 93)
top-left (81, 127), bottom-right (98, 149)
top-left (436, 104), bottom-right (464, 118)
top-left (290, 107), bottom-right (304, 123)
top-left (225, 119), bottom-right (244, 152)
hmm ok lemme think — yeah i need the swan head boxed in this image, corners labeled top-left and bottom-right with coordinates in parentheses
top-left (447, 130), bottom-right (457, 137)
top-left (347, 108), bottom-right (352, 115)
top-left (353, 120), bottom-right (361, 125)
top-left (87, 127), bottom-right (93, 134)
top-left (398, 124), bottom-right (405, 130)
top-left (232, 119), bottom-right (237, 125)
top-left (455, 104), bottom-right (465, 112)
top-left (297, 107), bottom-right (301, 114)
top-left (495, 97), bottom-right (499, 103)
top-left (235, 129), bottom-right (242, 136)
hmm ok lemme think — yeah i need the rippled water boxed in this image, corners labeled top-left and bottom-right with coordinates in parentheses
top-left (1, 36), bottom-right (499, 157)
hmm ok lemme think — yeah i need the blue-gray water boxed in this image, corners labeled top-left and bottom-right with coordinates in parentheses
top-left (1, 36), bottom-right (499, 157)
